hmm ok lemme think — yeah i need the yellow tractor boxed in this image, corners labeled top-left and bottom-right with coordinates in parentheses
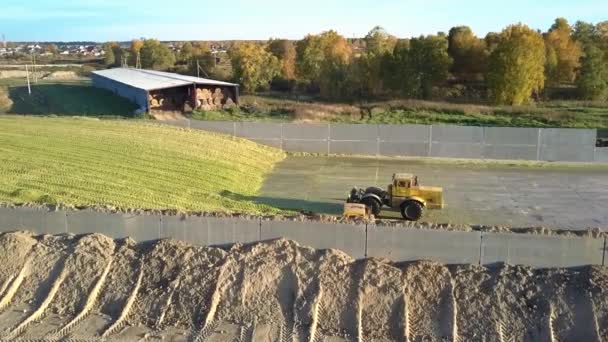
top-left (345, 173), bottom-right (444, 221)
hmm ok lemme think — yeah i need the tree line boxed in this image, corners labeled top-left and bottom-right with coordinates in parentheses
top-left (103, 19), bottom-right (608, 105)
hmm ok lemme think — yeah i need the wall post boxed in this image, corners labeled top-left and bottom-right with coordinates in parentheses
top-left (327, 124), bottom-right (331, 155)
top-left (428, 125), bottom-right (433, 157)
top-left (602, 235), bottom-right (606, 267)
top-left (536, 128), bottom-right (542, 161)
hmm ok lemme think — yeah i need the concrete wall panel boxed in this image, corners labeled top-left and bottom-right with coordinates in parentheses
top-left (249, 139), bottom-right (282, 149)
top-left (0, 207), bottom-right (66, 235)
top-left (282, 123), bottom-right (329, 140)
top-left (378, 124), bottom-right (430, 142)
top-left (539, 128), bottom-right (596, 162)
top-left (282, 140), bottom-right (329, 153)
top-left (67, 210), bottom-right (161, 242)
top-left (261, 221), bottom-right (366, 259)
top-left (205, 217), bottom-right (260, 246)
top-left (432, 125), bottom-right (484, 143)
top-left (189, 121), bottom-right (235, 135)
top-left (483, 145), bottom-right (538, 160)
top-left (330, 141), bottom-right (378, 155)
top-left (379, 142), bottom-right (429, 157)
top-left (235, 122), bottom-right (282, 139)
top-left (330, 124), bottom-right (378, 141)
top-left (540, 128), bottom-right (597, 146)
top-left (430, 143), bottom-right (484, 159)
top-left (367, 226), bottom-right (481, 265)
top-left (484, 127), bottom-right (539, 145)
top-left (481, 233), bottom-right (604, 268)
top-left (596, 148), bottom-right (608, 162)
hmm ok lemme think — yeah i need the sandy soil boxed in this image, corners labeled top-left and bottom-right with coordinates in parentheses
top-left (0, 231), bottom-right (606, 341)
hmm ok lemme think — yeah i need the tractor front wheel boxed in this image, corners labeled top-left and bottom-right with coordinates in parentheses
top-left (361, 197), bottom-right (382, 216)
top-left (401, 201), bottom-right (423, 221)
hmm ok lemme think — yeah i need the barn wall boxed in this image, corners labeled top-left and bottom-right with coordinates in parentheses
top-left (91, 73), bottom-right (149, 111)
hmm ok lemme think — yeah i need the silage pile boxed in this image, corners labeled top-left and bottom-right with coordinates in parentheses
top-left (0, 231), bottom-right (606, 341)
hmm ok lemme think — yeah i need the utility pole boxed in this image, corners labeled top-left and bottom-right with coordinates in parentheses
top-left (25, 64), bottom-right (31, 95)
top-left (32, 52), bottom-right (38, 83)
top-left (136, 51), bottom-right (141, 69)
top-left (196, 60), bottom-right (200, 78)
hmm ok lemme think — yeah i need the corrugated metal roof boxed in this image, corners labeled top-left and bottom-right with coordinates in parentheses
top-left (92, 68), bottom-right (238, 91)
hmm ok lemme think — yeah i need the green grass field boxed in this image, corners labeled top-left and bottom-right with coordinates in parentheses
top-left (195, 95), bottom-right (608, 129)
top-left (0, 116), bottom-right (286, 213)
top-left (0, 79), bottom-right (137, 117)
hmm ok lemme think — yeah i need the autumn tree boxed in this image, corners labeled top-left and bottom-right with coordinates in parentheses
top-left (128, 39), bottom-right (144, 67)
top-left (486, 24), bottom-right (546, 105)
top-left (45, 44), bottom-right (58, 55)
top-left (448, 26), bottom-right (488, 80)
top-left (544, 18), bottom-right (582, 85)
top-left (177, 42), bottom-right (215, 76)
top-left (139, 39), bottom-right (176, 70)
top-left (296, 30), bottom-right (352, 85)
top-left (103, 42), bottom-right (118, 66)
top-left (230, 42), bottom-right (280, 92)
top-left (577, 44), bottom-right (608, 101)
top-left (267, 39), bottom-right (297, 80)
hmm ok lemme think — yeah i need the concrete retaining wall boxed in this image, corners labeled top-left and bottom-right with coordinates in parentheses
top-left (1, 207), bottom-right (605, 268)
top-left (167, 120), bottom-right (602, 163)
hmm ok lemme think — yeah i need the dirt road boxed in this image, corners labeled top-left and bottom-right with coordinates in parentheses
top-left (259, 156), bottom-right (608, 230)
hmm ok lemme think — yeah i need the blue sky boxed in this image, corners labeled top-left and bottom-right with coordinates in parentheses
top-left (1, 0), bottom-right (607, 42)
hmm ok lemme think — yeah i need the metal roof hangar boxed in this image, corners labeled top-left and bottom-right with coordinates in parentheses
top-left (91, 68), bottom-right (239, 113)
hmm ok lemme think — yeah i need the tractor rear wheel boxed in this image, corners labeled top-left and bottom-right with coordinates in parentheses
top-left (361, 197), bottom-right (382, 216)
top-left (401, 201), bottom-right (423, 221)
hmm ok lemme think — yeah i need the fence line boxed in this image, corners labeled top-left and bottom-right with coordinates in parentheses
top-left (0, 207), bottom-right (605, 269)
top-left (163, 120), bottom-right (605, 163)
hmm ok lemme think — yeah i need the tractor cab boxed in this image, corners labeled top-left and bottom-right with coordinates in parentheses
top-left (389, 173), bottom-right (418, 196)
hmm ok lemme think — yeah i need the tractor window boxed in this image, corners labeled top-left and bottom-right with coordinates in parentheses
top-left (398, 180), bottom-right (409, 188)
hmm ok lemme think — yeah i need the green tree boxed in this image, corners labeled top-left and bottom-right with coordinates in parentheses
top-left (486, 24), bottom-right (546, 105)
top-left (577, 44), bottom-right (608, 101)
top-left (229, 42), bottom-right (280, 92)
top-left (267, 39), bottom-right (297, 80)
top-left (544, 18), bottom-right (582, 85)
top-left (448, 26), bottom-right (488, 80)
top-left (364, 26), bottom-right (397, 55)
top-left (139, 39), bottom-right (176, 70)
top-left (355, 26), bottom-right (397, 96)
top-left (408, 35), bottom-right (452, 98)
top-left (573, 21), bottom-right (596, 45)
top-left (103, 42), bottom-right (117, 66)
top-left (179, 42), bottom-right (194, 63)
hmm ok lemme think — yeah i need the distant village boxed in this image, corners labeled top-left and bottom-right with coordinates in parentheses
top-left (0, 41), bottom-right (229, 59)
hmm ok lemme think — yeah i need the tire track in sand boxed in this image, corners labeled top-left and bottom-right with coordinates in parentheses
top-left (194, 257), bottom-right (234, 342)
top-left (51, 257), bottom-right (114, 338)
top-left (101, 259), bottom-right (144, 338)
top-left (3, 258), bottom-right (68, 340)
top-left (0, 261), bottom-right (28, 313)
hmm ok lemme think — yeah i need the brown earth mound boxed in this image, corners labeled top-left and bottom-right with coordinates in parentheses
top-left (0, 231), bottom-right (605, 341)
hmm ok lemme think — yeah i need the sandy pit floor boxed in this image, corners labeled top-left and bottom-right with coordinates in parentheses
top-left (259, 156), bottom-right (608, 230)
top-left (0, 231), bottom-right (606, 341)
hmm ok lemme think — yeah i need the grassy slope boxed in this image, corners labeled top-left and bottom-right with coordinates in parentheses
top-left (0, 116), bottom-right (285, 213)
top-left (0, 79), bottom-right (137, 117)
top-left (193, 95), bottom-right (608, 129)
